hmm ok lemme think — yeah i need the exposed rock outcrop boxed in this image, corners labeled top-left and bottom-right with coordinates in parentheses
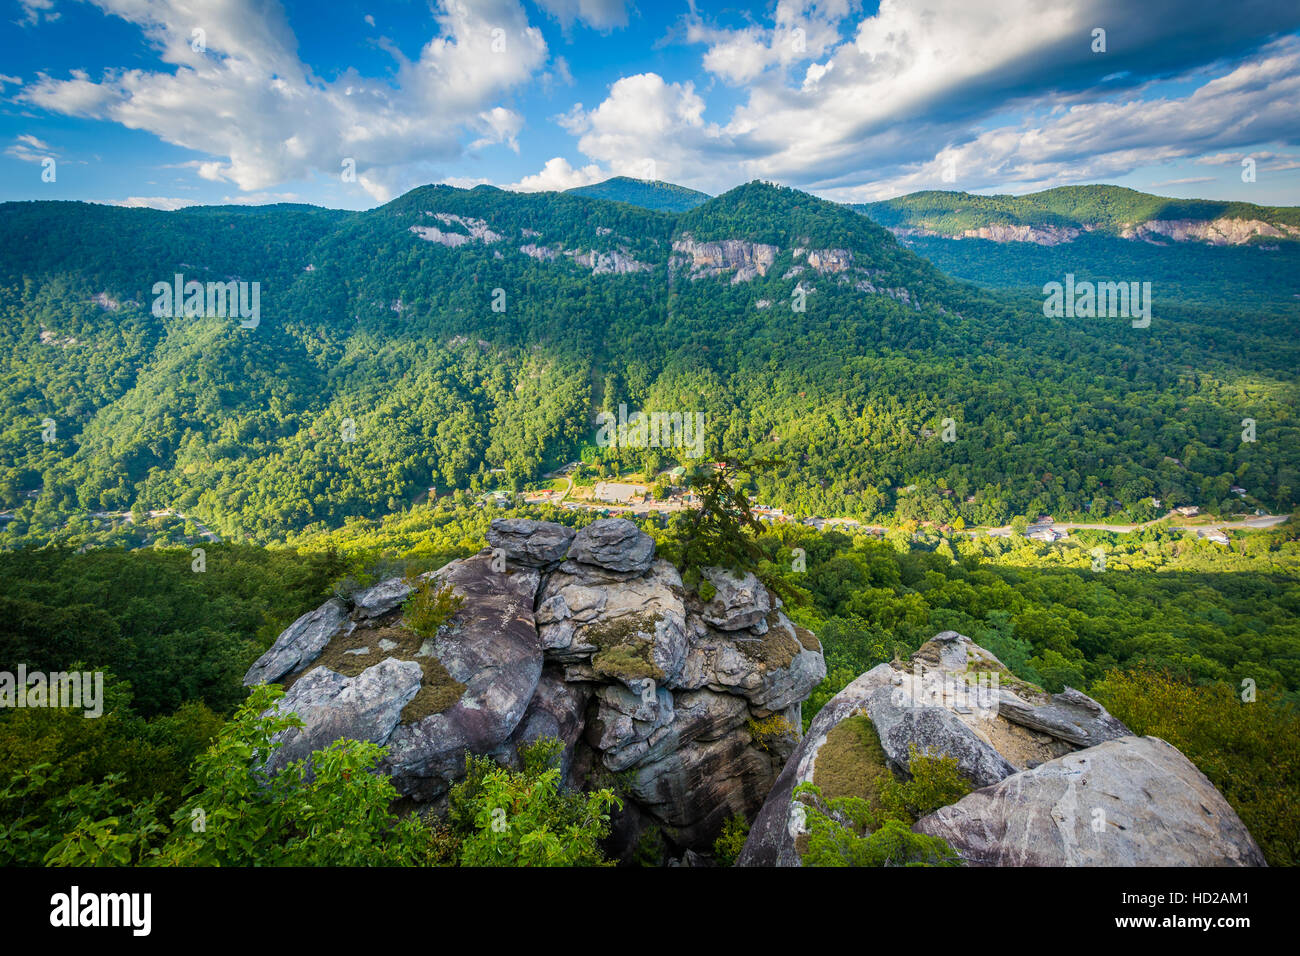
top-left (244, 518), bottom-right (825, 851)
top-left (889, 216), bottom-right (1300, 247)
top-left (566, 248), bottom-right (652, 274)
top-left (1120, 217), bottom-right (1300, 245)
top-left (486, 517), bottom-right (576, 567)
top-left (738, 630), bottom-right (1262, 867)
top-left (670, 234), bottom-right (779, 283)
top-left (914, 736), bottom-right (1267, 866)
top-left (409, 212), bottom-right (504, 247)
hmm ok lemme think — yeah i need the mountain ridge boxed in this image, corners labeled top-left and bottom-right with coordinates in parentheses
top-left (1, 178), bottom-right (1296, 547)
top-left (855, 184), bottom-right (1300, 245)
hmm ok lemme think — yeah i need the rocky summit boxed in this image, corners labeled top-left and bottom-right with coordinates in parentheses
top-left (738, 631), bottom-right (1265, 867)
top-left (244, 517), bottom-right (826, 852)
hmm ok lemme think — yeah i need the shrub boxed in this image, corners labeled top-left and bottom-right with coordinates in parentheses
top-left (878, 745), bottom-right (972, 821)
top-left (447, 738), bottom-right (621, 866)
top-left (403, 579), bottom-right (465, 640)
top-left (713, 813), bottom-right (750, 866)
top-left (793, 782), bottom-right (961, 867)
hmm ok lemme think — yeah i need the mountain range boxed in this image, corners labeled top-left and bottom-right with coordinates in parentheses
top-left (1, 178), bottom-right (1296, 545)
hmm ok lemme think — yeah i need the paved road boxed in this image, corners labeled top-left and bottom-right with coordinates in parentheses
top-left (984, 511), bottom-right (1288, 536)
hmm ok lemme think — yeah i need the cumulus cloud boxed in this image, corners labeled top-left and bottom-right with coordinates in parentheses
top-left (506, 155), bottom-right (605, 191)
top-left (19, 0), bottom-right (550, 201)
top-left (557, 0), bottom-right (1300, 197)
top-left (687, 0), bottom-right (851, 85)
top-left (557, 72), bottom-right (735, 184)
top-left (109, 196), bottom-right (202, 210)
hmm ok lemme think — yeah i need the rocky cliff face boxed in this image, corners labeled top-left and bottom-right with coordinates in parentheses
top-left (1118, 216), bottom-right (1300, 245)
top-left (244, 517), bottom-right (825, 853)
top-left (670, 234), bottom-right (780, 283)
top-left (738, 631), bottom-right (1264, 867)
top-left (888, 216), bottom-right (1299, 247)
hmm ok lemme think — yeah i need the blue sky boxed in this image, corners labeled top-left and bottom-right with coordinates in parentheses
top-left (3, 0), bottom-right (1299, 209)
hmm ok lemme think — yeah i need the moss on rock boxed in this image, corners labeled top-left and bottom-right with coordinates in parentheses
top-left (402, 656), bottom-right (468, 723)
top-left (286, 621), bottom-right (467, 723)
top-left (812, 712), bottom-right (890, 807)
top-left (583, 612), bottom-right (666, 682)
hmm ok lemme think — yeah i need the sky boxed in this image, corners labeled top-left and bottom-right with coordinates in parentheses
top-left (2, 0), bottom-right (1299, 210)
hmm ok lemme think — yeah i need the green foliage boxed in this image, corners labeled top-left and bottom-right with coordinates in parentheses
top-left (446, 738), bottom-right (621, 866)
top-left (2, 182), bottom-right (1298, 549)
top-left (877, 745), bottom-right (972, 821)
top-left (747, 715), bottom-right (797, 753)
top-left (39, 685), bottom-right (442, 866)
top-left (402, 578), bottom-right (465, 640)
top-left (0, 545), bottom-right (342, 716)
top-left (859, 184), bottom-right (1300, 237)
top-left (792, 726), bottom-right (967, 867)
top-left (0, 675), bottom-right (221, 865)
top-left (712, 813), bottom-right (750, 866)
top-left (793, 782), bottom-right (962, 868)
top-left (566, 177), bottom-right (710, 212)
top-left (1090, 668), bottom-right (1300, 867)
top-left (631, 824), bottom-right (668, 867)
top-left (665, 460), bottom-right (770, 574)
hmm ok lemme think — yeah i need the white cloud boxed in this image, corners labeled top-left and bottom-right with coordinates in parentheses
top-left (506, 155), bottom-right (605, 191)
top-left (819, 39), bottom-right (1300, 200)
top-left (559, 72), bottom-right (730, 185)
top-left (17, 0), bottom-right (59, 26)
top-left (440, 174), bottom-right (493, 188)
top-left (688, 0), bottom-right (852, 85)
top-left (5, 134), bottom-right (56, 162)
top-left (470, 106), bottom-right (525, 151)
top-left (20, 0), bottom-right (550, 200)
top-left (109, 196), bottom-right (201, 210)
top-left (533, 0), bottom-right (629, 31)
top-left (555, 2), bottom-right (1300, 198)
top-left (1148, 176), bottom-right (1217, 188)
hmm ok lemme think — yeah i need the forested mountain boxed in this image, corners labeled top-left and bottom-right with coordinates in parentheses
top-left (566, 176), bottom-right (711, 212)
top-left (857, 184), bottom-right (1300, 239)
top-left (1, 180), bottom-right (1297, 547)
top-left (855, 185), bottom-right (1300, 304)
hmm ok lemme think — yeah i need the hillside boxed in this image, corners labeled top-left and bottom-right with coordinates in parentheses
top-left (1, 181), bottom-right (1297, 548)
top-left (855, 185), bottom-right (1300, 304)
top-left (857, 184), bottom-right (1300, 242)
top-left (566, 176), bottom-right (711, 212)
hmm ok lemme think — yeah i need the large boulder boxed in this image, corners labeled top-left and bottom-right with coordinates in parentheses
top-left (486, 517), bottom-right (576, 567)
top-left (243, 599), bottom-right (348, 687)
top-left (536, 557), bottom-right (689, 689)
top-left (244, 517), bottom-right (826, 852)
top-left (568, 518), bottom-right (656, 573)
top-left (380, 553), bottom-right (545, 799)
top-left (914, 736), bottom-right (1267, 866)
top-left (737, 631), bottom-right (1258, 867)
top-left (997, 686), bottom-right (1131, 747)
top-left (267, 658), bottom-right (423, 773)
top-left (698, 568), bottom-right (770, 630)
